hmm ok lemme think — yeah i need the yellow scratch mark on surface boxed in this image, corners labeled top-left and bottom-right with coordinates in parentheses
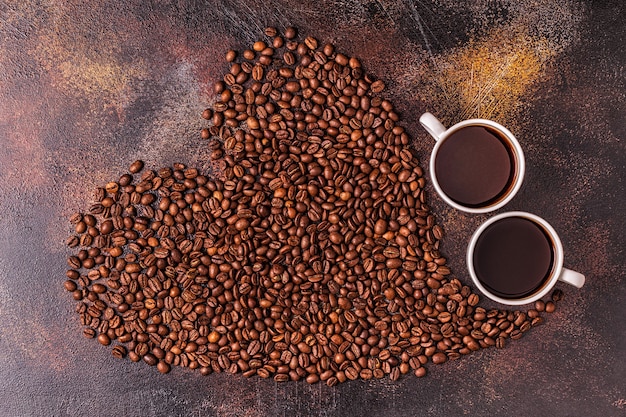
top-left (421, 27), bottom-right (554, 128)
top-left (35, 31), bottom-right (147, 120)
top-left (25, 2), bottom-right (148, 120)
top-left (57, 57), bottom-right (143, 100)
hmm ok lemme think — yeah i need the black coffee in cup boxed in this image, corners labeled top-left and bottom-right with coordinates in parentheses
top-left (434, 125), bottom-right (516, 208)
top-left (472, 216), bottom-right (555, 299)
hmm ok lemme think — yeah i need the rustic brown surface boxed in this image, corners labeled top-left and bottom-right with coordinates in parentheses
top-left (0, 0), bottom-right (624, 416)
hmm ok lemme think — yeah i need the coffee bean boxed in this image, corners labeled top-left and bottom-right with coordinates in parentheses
top-left (143, 353), bottom-right (158, 366)
top-left (202, 108), bottom-right (213, 120)
top-left (66, 235), bottom-right (79, 247)
top-left (274, 374), bottom-right (289, 382)
top-left (225, 50), bottom-right (237, 62)
top-left (284, 27), bottom-right (297, 40)
top-left (97, 333), bottom-right (111, 346)
top-left (495, 337), bottom-right (506, 349)
top-left (252, 41), bottom-right (266, 52)
top-left (129, 160), bottom-right (144, 174)
top-left (105, 182), bottom-right (119, 194)
top-left (326, 376), bottom-right (338, 387)
top-left (551, 289), bottom-right (564, 302)
top-left (534, 300), bottom-right (546, 312)
top-left (370, 80), bottom-right (385, 93)
top-left (69, 213), bottom-right (83, 224)
top-left (432, 352), bottom-right (447, 364)
top-left (64, 280), bottom-right (77, 292)
top-left (112, 345), bottom-right (127, 359)
top-left (304, 36), bottom-right (318, 50)
top-left (67, 256), bottom-right (81, 269)
top-left (157, 361), bottom-right (171, 374)
top-left (468, 294), bottom-right (479, 306)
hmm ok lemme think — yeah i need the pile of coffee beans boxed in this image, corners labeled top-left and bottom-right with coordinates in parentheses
top-left (65, 27), bottom-right (559, 385)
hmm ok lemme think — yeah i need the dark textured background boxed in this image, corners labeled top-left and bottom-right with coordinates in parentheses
top-left (0, 1), bottom-right (624, 416)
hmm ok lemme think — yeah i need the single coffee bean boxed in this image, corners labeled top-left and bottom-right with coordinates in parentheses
top-left (112, 345), bottom-right (127, 359)
top-left (105, 182), bottom-right (119, 194)
top-left (143, 353), bottom-right (158, 366)
top-left (252, 41), bottom-right (266, 52)
top-left (69, 213), bottom-right (83, 224)
top-left (467, 293), bottom-right (479, 306)
top-left (129, 160), bottom-right (144, 174)
top-left (64, 280), bottom-right (77, 292)
top-left (202, 109), bottom-right (213, 120)
top-left (432, 352), bottom-right (447, 364)
top-left (551, 289), bottom-right (564, 302)
top-left (534, 300), bottom-right (546, 312)
top-left (97, 333), bottom-right (111, 346)
top-left (157, 361), bottom-right (171, 374)
top-left (66, 236), bottom-right (79, 247)
top-left (225, 50), bottom-right (237, 62)
top-left (495, 337), bottom-right (506, 349)
top-left (344, 367), bottom-right (358, 380)
top-left (67, 256), bottom-right (81, 269)
top-left (304, 36), bottom-right (318, 50)
top-left (284, 27), bottom-right (297, 40)
top-left (370, 80), bottom-right (385, 93)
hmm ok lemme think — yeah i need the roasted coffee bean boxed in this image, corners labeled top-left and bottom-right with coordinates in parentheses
top-left (225, 50), bottom-right (237, 62)
top-left (143, 353), bottom-right (158, 366)
top-left (534, 300), bottom-right (546, 312)
top-left (157, 361), bottom-right (171, 374)
top-left (551, 289), bottom-right (564, 302)
top-left (97, 333), bottom-right (111, 346)
top-left (467, 293), bottom-right (479, 306)
top-left (112, 345), bottom-right (127, 359)
top-left (495, 337), bottom-right (506, 349)
top-left (66, 236), bottom-right (79, 247)
top-left (284, 27), bottom-right (297, 40)
top-left (129, 160), bottom-right (144, 174)
top-left (431, 352), bottom-right (447, 364)
top-left (370, 80), bottom-right (385, 93)
top-left (202, 109), bottom-right (213, 120)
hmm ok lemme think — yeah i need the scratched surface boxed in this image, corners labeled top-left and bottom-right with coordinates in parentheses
top-left (0, 0), bottom-right (625, 416)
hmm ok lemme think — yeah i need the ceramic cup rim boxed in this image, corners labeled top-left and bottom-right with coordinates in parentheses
top-left (466, 211), bottom-right (565, 306)
top-left (429, 119), bottom-right (525, 214)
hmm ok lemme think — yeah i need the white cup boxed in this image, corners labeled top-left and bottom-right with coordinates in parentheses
top-left (419, 112), bottom-right (525, 213)
top-left (467, 211), bottom-right (585, 306)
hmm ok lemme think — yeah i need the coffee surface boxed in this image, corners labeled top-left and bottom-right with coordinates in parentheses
top-left (473, 217), bottom-right (554, 299)
top-left (434, 125), bottom-right (514, 207)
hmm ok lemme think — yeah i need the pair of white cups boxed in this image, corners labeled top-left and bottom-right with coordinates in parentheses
top-left (420, 113), bottom-right (585, 306)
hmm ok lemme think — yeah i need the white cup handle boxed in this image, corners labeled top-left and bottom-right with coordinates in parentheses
top-left (558, 268), bottom-right (585, 288)
top-left (419, 112), bottom-right (447, 141)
